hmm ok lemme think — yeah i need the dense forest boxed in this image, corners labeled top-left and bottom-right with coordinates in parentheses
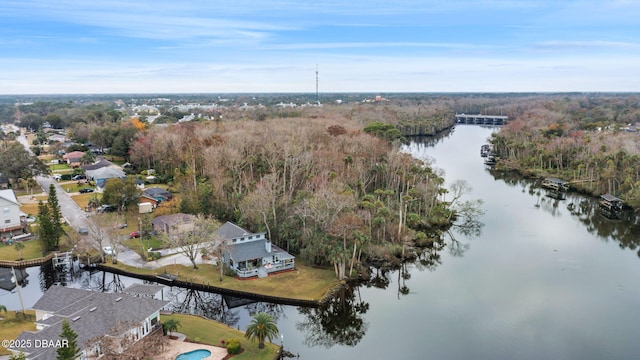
top-left (3, 93), bottom-right (640, 276)
top-left (488, 95), bottom-right (640, 208)
top-left (128, 108), bottom-right (454, 278)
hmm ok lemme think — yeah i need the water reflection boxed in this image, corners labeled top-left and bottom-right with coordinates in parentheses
top-left (296, 285), bottom-right (369, 348)
top-left (488, 168), bottom-right (640, 257)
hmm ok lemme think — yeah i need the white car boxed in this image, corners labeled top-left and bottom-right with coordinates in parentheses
top-left (103, 246), bottom-right (115, 256)
top-left (53, 174), bottom-right (62, 181)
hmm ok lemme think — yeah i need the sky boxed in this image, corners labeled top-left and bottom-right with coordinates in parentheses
top-left (1, 0), bottom-right (639, 94)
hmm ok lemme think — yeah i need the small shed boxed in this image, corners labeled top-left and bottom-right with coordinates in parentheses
top-left (138, 202), bottom-right (153, 214)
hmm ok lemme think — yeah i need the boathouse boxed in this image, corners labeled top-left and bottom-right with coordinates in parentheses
top-left (541, 178), bottom-right (569, 192)
top-left (599, 194), bottom-right (623, 212)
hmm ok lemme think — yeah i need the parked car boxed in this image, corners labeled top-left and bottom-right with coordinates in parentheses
top-left (72, 175), bottom-right (86, 180)
top-left (97, 205), bottom-right (116, 213)
top-left (53, 174), bottom-right (62, 181)
top-left (103, 246), bottom-right (114, 256)
top-left (78, 226), bottom-right (89, 235)
top-left (118, 223), bottom-right (128, 229)
top-left (129, 231), bottom-right (140, 238)
top-left (79, 188), bottom-right (94, 193)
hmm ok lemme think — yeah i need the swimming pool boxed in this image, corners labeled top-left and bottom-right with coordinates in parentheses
top-left (175, 349), bottom-right (212, 360)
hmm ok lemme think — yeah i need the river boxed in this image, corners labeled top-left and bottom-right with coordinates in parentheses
top-left (3, 125), bottom-right (640, 359)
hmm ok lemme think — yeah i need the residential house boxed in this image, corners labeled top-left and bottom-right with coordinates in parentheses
top-left (62, 151), bottom-right (86, 167)
top-left (217, 222), bottom-right (295, 278)
top-left (142, 187), bottom-right (172, 205)
top-left (81, 158), bottom-right (117, 172)
top-left (0, 189), bottom-right (24, 239)
top-left (152, 213), bottom-right (196, 236)
top-left (85, 167), bottom-right (126, 192)
top-left (47, 133), bottom-right (67, 143)
top-left (9, 285), bottom-right (168, 360)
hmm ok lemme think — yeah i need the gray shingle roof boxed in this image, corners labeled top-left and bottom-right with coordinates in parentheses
top-left (152, 213), bottom-right (195, 227)
top-left (227, 240), bottom-right (271, 262)
top-left (11, 286), bottom-right (168, 359)
top-left (215, 221), bottom-right (252, 240)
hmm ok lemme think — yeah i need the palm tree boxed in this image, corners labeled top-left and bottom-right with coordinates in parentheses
top-left (245, 312), bottom-right (279, 349)
top-left (162, 318), bottom-right (181, 337)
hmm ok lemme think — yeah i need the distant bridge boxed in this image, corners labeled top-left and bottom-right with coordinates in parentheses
top-left (455, 114), bottom-right (508, 125)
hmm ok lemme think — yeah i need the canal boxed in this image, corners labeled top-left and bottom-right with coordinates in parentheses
top-left (2, 125), bottom-right (640, 359)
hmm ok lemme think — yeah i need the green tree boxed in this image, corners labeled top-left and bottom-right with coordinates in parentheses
top-left (0, 142), bottom-right (49, 188)
top-left (80, 151), bottom-right (95, 166)
top-left (13, 242), bottom-right (25, 260)
top-left (56, 319), bottom-right (80, 360)
top-left (37, 201), bottom-right (55, 253)
top-left (162, 318), bottom-right (181, 336)
top-left (101, 177), bottom-right (140, 211)
top-left (245, 312), bottom-right (279, 349)
top-left (47, 184), bottom-right (64, 247)
top-left (0, 304), bottom-right (6, 313)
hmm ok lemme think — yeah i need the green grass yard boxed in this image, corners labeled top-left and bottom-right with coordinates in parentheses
top-left (104, 261), bottom-right (338, 302)
top-left (163, 313), bottom-right (279, 360)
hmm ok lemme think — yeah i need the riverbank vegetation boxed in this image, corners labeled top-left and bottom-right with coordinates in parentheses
top-left (488, 95), bottom-right (640, 208)
top-left (128, 107), bottom-right (455, 279)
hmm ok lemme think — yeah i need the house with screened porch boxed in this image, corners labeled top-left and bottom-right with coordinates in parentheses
top-left (217, 221), bottom-right (295, 278)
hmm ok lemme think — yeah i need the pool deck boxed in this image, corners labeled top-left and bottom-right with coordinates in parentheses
top-left (158, 333), bottom-right (228, 360)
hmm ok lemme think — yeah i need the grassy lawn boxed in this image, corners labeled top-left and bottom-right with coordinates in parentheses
top-left (105, 261), bottom-right (338, 302)
top-left (20, 202), bottom-right (41, 217)
top-left (0, 240), bottom-right (43, 261)
top-left (163, 313), bottom-right (278, 360)
top-left (0, 311), bottom-right (37, 356)
top-left (70, 193), bottom-right (97, 210)
top-left (123, 237), bottom-right (166, 255)
top-left (49, 164), bottom-right (71, 171)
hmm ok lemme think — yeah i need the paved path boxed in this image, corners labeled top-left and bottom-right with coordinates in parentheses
top-left (117, 245), bottom-right (217, 269)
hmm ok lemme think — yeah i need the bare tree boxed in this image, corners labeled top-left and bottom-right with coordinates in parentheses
top-left (161, 215), bottom-right (220, 269)
top-left (85, 320), bottom-right (166, 360)
top-left (85, 214), bottom-right (123, 263)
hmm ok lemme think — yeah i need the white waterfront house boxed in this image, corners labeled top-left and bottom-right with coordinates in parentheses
top-left (217, 222), bottom-right (295, 278)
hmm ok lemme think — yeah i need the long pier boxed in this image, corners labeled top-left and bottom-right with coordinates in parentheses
top-left (455, 114), bottom-right (508, 125)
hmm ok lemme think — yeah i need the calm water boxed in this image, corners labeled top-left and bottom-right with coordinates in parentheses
top-left (277, 125), bottom-right (640, 360)
top-left (3, 125), bottom-right (640, 359)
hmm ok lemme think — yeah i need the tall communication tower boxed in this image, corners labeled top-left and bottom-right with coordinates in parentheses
top-left (315, 64), bottom-right (319, 105)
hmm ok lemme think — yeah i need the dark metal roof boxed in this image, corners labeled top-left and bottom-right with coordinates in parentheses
top-left (544, 177), bottom-right (567, 184)
top-left (600, 193), bottom-right (622, 202)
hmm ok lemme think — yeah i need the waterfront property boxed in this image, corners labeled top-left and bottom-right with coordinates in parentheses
top-left (599, 193), bottom-right (623, 212)
top-left (217, 222), bottom-right (295, 278)
top-left (9, 285), bottom-right (168, 359)
top-left (456, 113), bottom-right (508, 125)
top-left (541, 177), bottom-right (569, 192)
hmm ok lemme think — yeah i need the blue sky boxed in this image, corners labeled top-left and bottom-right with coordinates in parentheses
top-left (1, 0), bottom-right (639, 94)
